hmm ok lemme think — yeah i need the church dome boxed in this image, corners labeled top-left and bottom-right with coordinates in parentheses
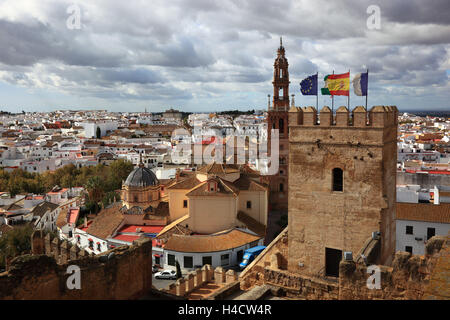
top-left (124, 165), bottom-right (159, 187)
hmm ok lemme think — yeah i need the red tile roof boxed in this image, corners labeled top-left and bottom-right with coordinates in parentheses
top-left (68, 208), bottom-right (80, 225)
top-left (112, 234), bottom-right (142, 243)
top-left (396, 202), bottom-right (450, 224)
top-left (117, 225), bottom-right (164, 234)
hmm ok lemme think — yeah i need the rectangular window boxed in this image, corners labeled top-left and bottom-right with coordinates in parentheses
top-left (427, 227), bottom-right (435, 240)
top-left (332, 168), bottom-right (343, 191)
top-left (246, 201), bottom-right (252, 209)
top-left (406, 225), bottom-right (413, 235)
top-left (183, 200), bottom-right (188, 208)
top-left (168, 254), bottom-right (175, 266)
top-left (202, 256), bottom-right (212, 266)
top-left (405, 246), bottom-right (413, 254)
top-left (220, 254), bottom-right (229, 266)
top-left (184, 256), bottom-right (193, 269)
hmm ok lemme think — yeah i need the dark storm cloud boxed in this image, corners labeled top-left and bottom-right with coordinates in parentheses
top-left (0, 0), bottom-right (448, 109)
top-left (379, 0), bottom-right (450, 25)
top-left (100, 68), bottom-right (164, 84)
top-left (0, 19), bottom-right (126, 67)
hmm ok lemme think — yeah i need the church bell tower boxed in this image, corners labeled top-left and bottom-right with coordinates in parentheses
top-left (267, 37), bottom-right (290, 212)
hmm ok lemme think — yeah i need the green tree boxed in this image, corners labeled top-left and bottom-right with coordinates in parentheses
top-left (85, 176), bottom-right (104, 209)
top-left (0, 224), bottom-right (34, 269)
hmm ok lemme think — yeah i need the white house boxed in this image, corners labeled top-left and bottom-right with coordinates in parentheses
top-left (162, 228), bottom-right (263, 272)
top-left (396, 202), bottom-right (450, 255)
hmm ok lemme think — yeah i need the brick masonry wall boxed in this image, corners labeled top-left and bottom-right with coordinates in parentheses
top-left (0, 237), bottom-right (152, 300)
top-left (288, 106), bottom-right (397, 276)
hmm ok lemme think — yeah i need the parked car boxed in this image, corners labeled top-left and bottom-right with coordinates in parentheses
top-left (154, 269), bottom-right (177, 280)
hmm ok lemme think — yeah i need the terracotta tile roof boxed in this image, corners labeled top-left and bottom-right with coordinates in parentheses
top-left (185, 177), bottom-right (238, 197)
top-left (197, 163), bottom-right (226, 174)
top-left (156, 214), bottom-right (192, 239)
top-left (237, 211), bottom-right (266, 237)
top-left (396, 202), bottom-right (450, 224)
top-left (86, 202), bottom-right (125, 239)
top-left (31, 201), bottom-right (59, 218)
top-left (233, 175), bottom-right (267, 191)
top-left (167, 176), bottom-right (202, 190)
top-left (143, 201), bottom-right (169, 217)
top-left (56, 208), bottom-right (68, 228)
top-left (164, 228), bottom-right (261, 253)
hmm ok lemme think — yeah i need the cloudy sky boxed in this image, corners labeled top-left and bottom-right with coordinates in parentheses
top-left (0, 0), bottom-right (449, 112)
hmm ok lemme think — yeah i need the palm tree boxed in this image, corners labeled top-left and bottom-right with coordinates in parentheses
top-left (84, 176), bottom-right (104, 212)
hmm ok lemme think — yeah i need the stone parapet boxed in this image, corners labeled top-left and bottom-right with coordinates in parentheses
top-left (288, 105), bottom-right (398, 128)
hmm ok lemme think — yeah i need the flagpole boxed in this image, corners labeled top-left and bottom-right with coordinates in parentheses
top-left (332, 70), bottom-right (334, 114)
top-left (316, 71), bottom-right (319, 110)
top-left (347, 69), bottom-right (350, 110)
top-left (366, 68), bottom-right (369, 110)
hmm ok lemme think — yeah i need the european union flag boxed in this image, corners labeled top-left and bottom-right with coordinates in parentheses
top-left (300, 74), bottom-right (318, 95)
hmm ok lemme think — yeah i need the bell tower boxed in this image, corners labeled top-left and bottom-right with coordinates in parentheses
top-left (267, 37), bottom-right (290, 212)
top-left (272, 37), bottom-right (290, 110)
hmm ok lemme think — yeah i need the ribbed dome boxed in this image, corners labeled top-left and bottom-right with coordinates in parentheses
top-left (124, 166), bottom-right (159, 187)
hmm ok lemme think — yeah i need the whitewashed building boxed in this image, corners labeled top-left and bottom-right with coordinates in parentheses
top-left (162, 228), bottom-right (263, 272)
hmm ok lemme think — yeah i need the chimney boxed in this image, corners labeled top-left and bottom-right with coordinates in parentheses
top-left (176, 168), bottom-right (181, 182)
top-left (84, 217), bottom-right (88, 228)
top-left (434, 186), bottom-right (440, 205)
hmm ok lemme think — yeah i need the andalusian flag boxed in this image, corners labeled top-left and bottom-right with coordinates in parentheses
top-left (321, 72), bottom-right (350, 96)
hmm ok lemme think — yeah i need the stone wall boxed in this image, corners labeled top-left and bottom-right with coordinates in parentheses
top-left (288, 105), bottom-right (398, 275)
top-left (239, 228), bottom-right (449, 300)
top-left (0, 237), bottom-right (152, 300)
top-left (240, 227), bottom-right (288, 290)
top-left (239, 227), bottom-right (339, 299)
top-left (339, 236), bottom-right (449, 300)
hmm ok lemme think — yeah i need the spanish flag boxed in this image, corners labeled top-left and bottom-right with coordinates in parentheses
top-left (321, 72), bottom-right (350, 96)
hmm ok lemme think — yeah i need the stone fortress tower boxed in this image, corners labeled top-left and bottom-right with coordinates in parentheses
top-left (267, 37), bottom-right (290, 211)
top-left (287, 105), bottom-right (398, 277)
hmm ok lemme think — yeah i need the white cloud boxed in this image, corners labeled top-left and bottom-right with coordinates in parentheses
top-left (0, 0), bottom-right (448, 111)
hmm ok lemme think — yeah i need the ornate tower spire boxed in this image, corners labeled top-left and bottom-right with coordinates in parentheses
top-left (272, 37), bottom-right (290, 111)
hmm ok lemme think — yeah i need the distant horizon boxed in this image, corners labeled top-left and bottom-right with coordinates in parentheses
top-left (1, 106), bottom-right (449, 115)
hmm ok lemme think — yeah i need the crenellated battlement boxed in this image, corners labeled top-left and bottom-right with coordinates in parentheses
top-left (31, 231), bottom-right (93, 265)
top-left (288, 105), bottom-right (398, 128)
top-left (1, 231), bottom-right (153, 300)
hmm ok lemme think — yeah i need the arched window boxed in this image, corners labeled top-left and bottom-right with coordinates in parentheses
top-left (332, 168), bottom-right (343, 191)
top-left (279, 119), bottom-right (284, 131)
top-left (279, 183), bottom-right (284, 192)
top-left (134, 195), bottom-right (138, 202)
